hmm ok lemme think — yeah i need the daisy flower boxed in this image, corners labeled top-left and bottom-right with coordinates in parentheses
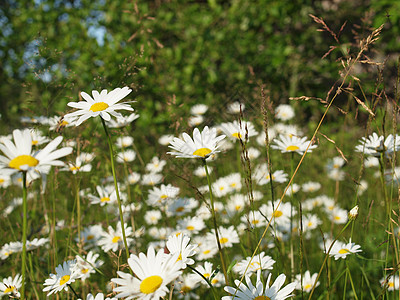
top-left (116, 149), bottom-right (136, 163)
top-left (174, 274), bottom-right (200, 300)
top-left (271, 134), bottom-right (317, 155)
top-left (295, 270), bottom-right (320, 293)
top-left (177, 216), bottom-right (206, 235)
top-left (62, 154), bottom-right (92, 174)
top-left (43, 260), bottom-right (80, 296)
top-left (65, 87), bottom-right (133, 126)
top-left (144, 210), bottom-right (162, 225)
top-left (329, 239), bottom-right (362, 260)
top-left (196, 240), bottom-right (219, 260)
top-left (116, 136), bottom-right (134, 148)
top-left (241, 211), bottom-right (266, 228)
top-left (166, 233), bottom-right (197, 269)
top-left (98, 223), bottom-right (133, 252)
top-left (106, 112), bottom-right (140, 128)
top-left (147, 184), bottom-right (180, 207)
top-left (111, 246), bottom-right (182, 300)
top-left (275, 104), bottom-right (295, 121)
top-left (190, 261), bottom-right (217, 286)
top-left (168, 126), bottom-right (225, 159)
top-left (190, 104), bottom-right (208, 115)
top-left (0, 173), bottom-right (11, 188)
top-left (302, 181), bottom-right (321, 193)
top-left (145, 156), bottom-right (167, 173)
top-left (226, 194), bottom-right (247, 215)
top-left (0, 129), bottom-right (72, 177)
top-left (208, 226), bottom-right (239, 248)
top-left (166, 197), bottom-right (198, 217)
top-left (76, 225), bottom-right (104, 249)
top-left (380, 275), bottom-right (400, 291)
top-left (48, 115), bottom-right (77, 130)
top-left (29, 128), bottom-right (50, 146)
top-left (219, 120), bottom-right (258, 141)
top-left (188, 115), bottom-right (204, 127)
top-left (259, 200), bottom-right (293, 227)
top-left (0, 274), bottom-right (22, 298)
top-left (78, 293), bottom-right (118, 300)
top-left (75, 251), bottom-right (104, 281)
top-left (222, 270), bottom-right (296, 300)
top-left (158, 134), bottom-right (175, 146)
top-left (355, 132), bottom-right (400, 157)
top-left (253, 164), bottom-right (288, 185)
top-left (141, 173), bottom-right (163, 186)
top-left (88, 185), bottom-right (117, 206)
top-left (227, 101), bottom-right (245, 114)
top-left (233, 252), bottom-right (275, 276)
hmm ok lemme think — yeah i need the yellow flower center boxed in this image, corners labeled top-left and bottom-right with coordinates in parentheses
top-left (203, 273), bottom-right (210, 278)
top-left (255, 296), bottom-right (271, 300)
top-left (252, 219), bottom-right (260, 224)
top-left (100, 197), bottom-right (110, 203)
top-left (60, 120), bottom-right (69, 126)
top-left (9, 155), bottom-right (39, 170)
top-left (389, 282), bottom-right (395, 288)
top-left (193, 147), bottom-right (212, 158)
top-left (0, 179), bottom-right (4, 183)
top-left (181, 286), bottom-right (191, 293)
top-left (203, 250), bottom-right (210, 255)
top-left (273, 210), bottom-right (283, 218)
top-left (112, 236), bottom-right (121, 243)
top-left (219, 237), bottom-right (228, 244)
top-left (334, 216), bottom-right (341, 220)
top-left (160, 194), bottom-right (168, 199)
top-left (87, 235), bottom-right (94, 240)
top-left (32, 140), bottom-right (38, 145)
top-left (60, 275), bottom-right (70, 286)
top-left (304, 284), bottom-right (312, 290)
top-left (339, 248), bottom-right (350, 254)
top-left (235, 205), bottom-right (241, 211)
top-left (176, 207), bottom-right (185, 212)
top-left (4, 286), bottom-right (15, 293)
top-left (232, 132), bottom-right (242, 139)
top-left (308, 222), bottom-right (313, 227)
top-left (90, 102), bottom-right (109, 112)
top-left (286, 145), bottom-right (300, 151)
top-left (186, 225), bottom-right (195, 231)
top-left (140, 275), bottom-right (163, 294)
top-left (70, 166), bottom-right (81, 172)
top-left (177, 253), bottom-right (182, 261)
top-left (81, 268), bottom-right (89, 274)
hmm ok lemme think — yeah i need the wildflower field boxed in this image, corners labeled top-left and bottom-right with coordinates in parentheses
top-left (1, 1), bottom-right (400, 299)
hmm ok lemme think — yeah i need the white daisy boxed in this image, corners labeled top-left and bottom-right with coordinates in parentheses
top-left (177, 216), bottom-right (206, 235)
top-left (158, 134), bottom-right (175, 146)
top-left (106, 112), bottom-right (140, 128)
top-left (62, 154), bottom-right (92, 174)
top-left (253, 164), bottom-right (288, 185)
top-left (88, 185), bottom-right (117, 206)
top-left (380, 275), bottom-right (400, 291)
top-left (144, 210), bottom-right (162, 225)
top-left (208, 226), bottom-right (239, 248)
top-left (166, 233), bottom-right (197, 269)
top-left (222, 270), bottom-right (296, 300)
top-left (116, 136), bottom-right (134, 148)
top-left (75, 251), bottom-right (104, 281)
top-left (0, 129), bottom-right (72, 177)
top-left (259, 200), bottom-right (293, 227)
top-left (275, 104), bottom-right (295, 121)
top-left (48, 115), bottom-right (77, 130)
top-left (111, 246), bottom-right (182, 299)
top-left (76, 225), bottom-right (104, 249)
top-left (295, 270), bottom-right (320, 293)
top-left (355, 132), bottom-right (400, 157)
top-left (29, 128), bottom-right (50, 146)
top-left (219, 120), bottom-right (258, 141)
top-left (329, 239), bottom-right (362, 260)
top-left (65, 87), bottom-right (133, 126)
top-left (190, 104), bottom-right (208, 115)
top-left (193, 165), bottom-right (212, 177)
top-left (302, 181), bottom-right (321, 193)
top-left (272, 134), bottom-right (317, 155)
top-left (141, 173), bottom-right (163, 186)
top-left (78, 293), bottom-right (118, 300)
top-left (166, 197), bottom-right (198, 217)
top-left (147, 184), bottom-right (180, 207)
top-left (116, 149), bottom-right (136, 163)
top-left (98, 223), bottom-right (133, 252)
top-left (196, 240), bottom-right (218, 261)
top-left (188, 115), bottom-right (204, 127)
top-left (233, 252), bottom-right (275, 276)
top-left (168, 126), bottom-right (225, 159)
top-left (0, 274), bottom-right (22, 298)
top-left (227, 101), bottom-right (245, 114)
top-left (145, 156), bottom-right (167, 173)
top-left (43, 260), bottom-right (80, 296)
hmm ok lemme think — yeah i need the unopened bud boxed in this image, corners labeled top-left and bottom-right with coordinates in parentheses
top-left (349, 205), bottom-right (359, 220)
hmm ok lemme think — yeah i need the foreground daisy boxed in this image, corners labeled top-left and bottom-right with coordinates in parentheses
top-left (65, 87), bottom-right (133, 126)
top-left (222, 270), bottom-right (296, 300)
top-left (111, 246), bottom-right (182, 299)
top-left (0, 274), bottom-right (22, 298)
top-left (168, 126), bottom-right (225, 159)
top-left (165, 233), bottom-right (197, 269)
top-left (43, 260), bottom-right (80, 296)
top-left (0, 129), bottom-right (72, 177)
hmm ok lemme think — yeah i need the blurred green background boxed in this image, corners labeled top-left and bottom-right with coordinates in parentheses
top-left (1, 0), bottom-right (399, 134)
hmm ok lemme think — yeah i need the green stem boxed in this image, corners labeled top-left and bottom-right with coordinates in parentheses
top-left (203, 159), bottom-right (229, 285)
top-left (308, 220), bottom-right (352, 300)
top-left (101, 118), bottom-right (130, 261)
top-left (21, 171), bottom-right (28, 299)
top-left (188, 265), bottom-right (218, 300)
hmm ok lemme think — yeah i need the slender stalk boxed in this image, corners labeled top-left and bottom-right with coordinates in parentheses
top-left (188, 265), bottom-right (219, 300)
top-left (21, 171), bottom-right (28, 299)
top-left (203, 159), bottom-right (229, 284)
top-left (101, 118), bottom-right (130, 261)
